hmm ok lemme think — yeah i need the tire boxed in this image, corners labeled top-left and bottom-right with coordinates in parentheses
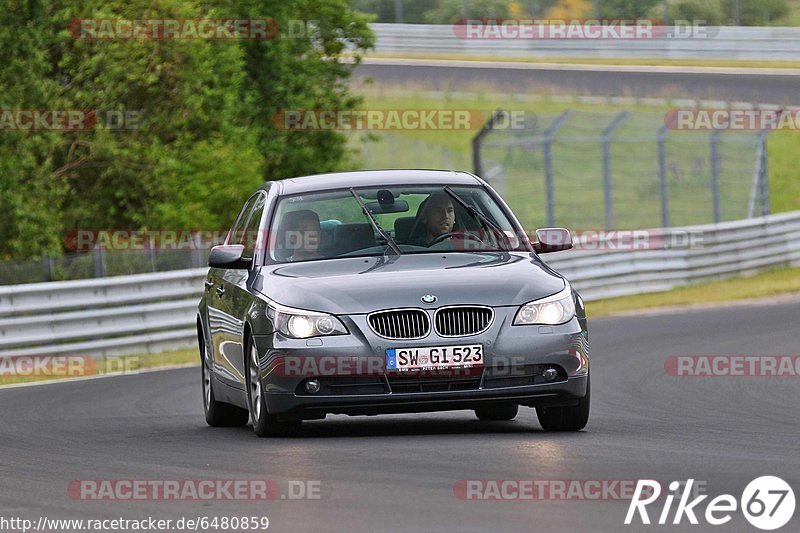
top-left (536, 375), bottom-right (590, 432)
top-left (245, 336), bottom-right (302, 438)
top-left (201, 332), bottom-right (249, 427)
top-left (474, 403), bottom-right (519, 421)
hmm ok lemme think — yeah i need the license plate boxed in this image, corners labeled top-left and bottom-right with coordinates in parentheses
top-left (386, 344), bottom-right (483, 371)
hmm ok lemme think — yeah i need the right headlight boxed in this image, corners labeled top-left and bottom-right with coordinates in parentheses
top-left (513, 285), bottom-right (575, 326)
top-left (266, 299), bottom-right (348, 339)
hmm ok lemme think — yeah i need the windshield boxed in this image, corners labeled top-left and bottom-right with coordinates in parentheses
top-left (266, 185), bottom-right (524, 263)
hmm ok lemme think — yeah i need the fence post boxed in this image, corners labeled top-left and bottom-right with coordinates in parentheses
top-left (471, 109), bottom-right (507, 179)
top-left (43, 255), bottom-right (54, 281)
top-left (759, 131), bottom-right (771, 216)
top-left (543, 110), bottom-right (573, 227)
top-left (710, 130), bottom-right (722, 223)
top-left (601, 111), bottom-right (630, 229)
top-left (93, 248), bottom-right (106, 278)
top-left (657, 125), bottom-right (671, 228)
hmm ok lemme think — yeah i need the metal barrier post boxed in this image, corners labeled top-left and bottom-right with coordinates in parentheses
top-left (601, 111), bottom-right (630, 229)
top-left (710, 130), bottom-right (722, 223)
top-left (759, 131), bottom-right (771, 216)
top-left (657, 125), bottom-right (671, 228)
top-left (472, 110), bottom-right (507, 179)
top-left (543, 110), bottom-right (573, 227)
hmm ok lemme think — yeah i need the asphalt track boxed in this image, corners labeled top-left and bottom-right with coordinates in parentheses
top-left (354, 59), bottom-right (800, 105)
top-left (1, 298), bottom-right (798, 532)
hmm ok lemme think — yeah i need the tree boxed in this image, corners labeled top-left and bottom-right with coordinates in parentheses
top-left (0, 0), bottom-right (374, 259)
top-left (598, 0), bottom-right (661, 18)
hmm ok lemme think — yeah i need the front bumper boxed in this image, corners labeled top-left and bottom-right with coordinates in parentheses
top-left (253, 306), bottom-right (589, 419)
top-left (267, 375), bottom-right (588, 419)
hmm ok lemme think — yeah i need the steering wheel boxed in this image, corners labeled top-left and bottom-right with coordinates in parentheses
top-left (428, 231), bottom-right (486, 247)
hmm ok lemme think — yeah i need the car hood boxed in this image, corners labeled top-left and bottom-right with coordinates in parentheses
top-left (254, 252), bottom-right (565, 315)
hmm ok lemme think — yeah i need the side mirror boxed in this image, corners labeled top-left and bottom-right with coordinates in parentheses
top-left (533, 228), bottom-right (573, 254)
top-left (208, 244), bottom-right (252, 269)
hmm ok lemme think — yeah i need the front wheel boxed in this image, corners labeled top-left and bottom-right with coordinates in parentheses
top-left (536, 376), bottom-right (590, 432)
top-left (201, 333), bottom-right (248, 427)
top-left (246, 337), bottom-right (302, 438)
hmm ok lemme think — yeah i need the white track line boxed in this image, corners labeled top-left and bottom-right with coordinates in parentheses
top-left (362, 57), bottom-right (800, 76)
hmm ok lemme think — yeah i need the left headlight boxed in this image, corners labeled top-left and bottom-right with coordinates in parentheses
top-left (266, 299), bottom-right (348, 339)
top-left (513, 285), bottom-right (575, 326)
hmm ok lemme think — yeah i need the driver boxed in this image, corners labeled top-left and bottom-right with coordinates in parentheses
top-left (414, 193), bottom-right (455, 246)
top-left (282, 209), bottom-right (321, 261)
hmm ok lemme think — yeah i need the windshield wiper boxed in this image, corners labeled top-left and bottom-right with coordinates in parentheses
top-left (349, 188), bottom-right (402, 256)
top-left (443, 186), bottom-right (509, 251)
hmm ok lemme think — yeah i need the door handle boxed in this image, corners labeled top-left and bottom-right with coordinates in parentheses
top-left (204, 281), bottom-right (213, 291)
top-left (216, 286), bottom-right (226, 297)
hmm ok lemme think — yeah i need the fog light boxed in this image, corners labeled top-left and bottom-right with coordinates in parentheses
top-left (305, 378), bottom-right (321, 394)
top-left (542, 367), bottom-right (559, 382)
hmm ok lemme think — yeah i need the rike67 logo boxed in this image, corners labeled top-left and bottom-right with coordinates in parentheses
top-left (626, 477), bottom-right (795, 530)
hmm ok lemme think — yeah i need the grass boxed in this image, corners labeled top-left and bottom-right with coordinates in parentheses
top-left (367, 52), bottom-right (800, 70)
top-left (0, 347), bottom-right (198, 387)
top-left (787, 0), bottom-right (800, 26)
top-left (588, 266), bottom-right (800, 317)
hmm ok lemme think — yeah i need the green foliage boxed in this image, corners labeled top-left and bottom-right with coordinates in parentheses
top-left (0, 0), bottom-right (373, 260)
top-left (421, 0), bottom-right (519, 23)
top-left (598, 0), bottom-right (662, 18)
top-left (671, 0), bottom-right (790, 25)
top-left (721, 0), bottom-right (790, 25)
top-left (349, 0), bottom-right (561, 23)
top-left (671, 0), bottom-right (727, 25)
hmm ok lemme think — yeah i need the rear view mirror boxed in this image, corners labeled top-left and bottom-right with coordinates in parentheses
top-left (533, 228), bottom-right (573, 253)
top-left (365, 199), bottom-right (409, 214)
top-left (208, 244), bottom-right (252, 269)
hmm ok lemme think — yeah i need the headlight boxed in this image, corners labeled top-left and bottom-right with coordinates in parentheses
top-left (267, 299), bottom-right (348, 339)
top-left (513, 285), bottom-right (575, 326)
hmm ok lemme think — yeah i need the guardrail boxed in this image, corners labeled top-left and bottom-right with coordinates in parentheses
top-left (0, 269), bottom-right (207, 357)
top-left (371, 24), bottom-right (800, 61)
top-left (1, 212), bottom-right (799, 357)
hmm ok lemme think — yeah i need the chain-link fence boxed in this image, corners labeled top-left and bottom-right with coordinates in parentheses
top-left (475, 110), bottom-right (771, 231)
top-left (359, 132), bottom-right (470, 170)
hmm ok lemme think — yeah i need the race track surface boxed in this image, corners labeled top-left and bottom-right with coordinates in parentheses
top-left (355, 60), bottom-right (800, 105)
top-left (1, 299), bottom-right (798, 532)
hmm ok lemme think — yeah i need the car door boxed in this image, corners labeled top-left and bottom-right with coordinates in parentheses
top-left (218, 191), bottom-right (268, 387)
top-left (208, 194), bottom-right (258, 388)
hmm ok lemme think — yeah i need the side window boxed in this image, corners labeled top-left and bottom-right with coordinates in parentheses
top-left (228, 196), bottom-right (257, 245)
top-left (241, 194), bottom-right (266, 260)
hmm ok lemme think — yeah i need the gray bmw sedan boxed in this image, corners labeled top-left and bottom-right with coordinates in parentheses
top-left (197, 170), bottom-right (589, 437)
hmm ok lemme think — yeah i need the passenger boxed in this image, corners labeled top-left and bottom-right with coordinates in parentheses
top-left (281, 209), bottom-right (321, 261)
